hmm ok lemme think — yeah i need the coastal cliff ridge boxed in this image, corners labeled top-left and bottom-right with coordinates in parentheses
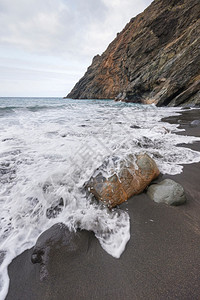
top-left (66, 0), bottom-right (200, 106)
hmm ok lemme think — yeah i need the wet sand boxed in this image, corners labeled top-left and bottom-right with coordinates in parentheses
top-left (6, 109), bottom-right (200, 300)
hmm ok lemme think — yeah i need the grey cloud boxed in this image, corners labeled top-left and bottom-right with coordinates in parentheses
top-left (0, 0), bottom-right (152, 96)
top-left (0, 0), bottom-right (108, 59)
top-left (0, 0), bottom-right (152, 59)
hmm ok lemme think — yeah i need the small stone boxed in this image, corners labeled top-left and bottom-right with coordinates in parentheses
top-left (190, 120), bottom-right (200, 127)
top-left (31, 250), bottom-right (44, 264)
top-left (147, 179), bottom-right (186, 206)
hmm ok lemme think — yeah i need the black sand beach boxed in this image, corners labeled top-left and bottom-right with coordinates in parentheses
top-left (6, 109), bottom-right (200, 300)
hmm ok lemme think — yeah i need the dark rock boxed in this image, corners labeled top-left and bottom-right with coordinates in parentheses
top-left (46, 198), bottom-right (64, 219)
top-left (31, 224), bottom-right (90, 281)
top-left (2, 138), bottom-right (14, 142)
top-left (130, 125), bottom-right (140, 129)
top-left (0, 162), bottom-right (16, 184)
top-left (65, 0), bottom-right (200, 107)
top-left (31, 224), bottom-right (89, 266)
top-left (147, 179), bottom-right (186, 205)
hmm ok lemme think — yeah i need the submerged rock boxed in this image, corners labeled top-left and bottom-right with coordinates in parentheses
top-left (130, 125), bottom-right (140, 129)
top-left (31, 224), bottom-right (91, 280)
top-left (46, 198), bottom-right (64, 219)
top-left (31, 223), bottom-right (88, 264)
top-left (31, 223), bottom-right (65, 264)
top-left (147, 179), bottom-right (186, 206)
top-left (86, 153), bottom-right (160, 208)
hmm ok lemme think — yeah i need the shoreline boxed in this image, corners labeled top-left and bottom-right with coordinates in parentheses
top-left (6, 108), bottom-right (200, 300)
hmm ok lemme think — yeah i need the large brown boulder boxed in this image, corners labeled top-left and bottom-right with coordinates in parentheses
top-left (86, 153), bottom-right (160, 208)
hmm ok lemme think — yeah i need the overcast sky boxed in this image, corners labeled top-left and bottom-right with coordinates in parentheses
top-left (0, 0), bottom-right (152, 97)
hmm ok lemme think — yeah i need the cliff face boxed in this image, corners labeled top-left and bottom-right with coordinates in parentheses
top-left (66, 0), bottom-right (200, 106)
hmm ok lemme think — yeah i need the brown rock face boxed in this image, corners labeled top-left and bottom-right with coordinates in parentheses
top-left (86, 153), bottom-right (160, 208)
top-left (66, 0), bottom-right (200, 107)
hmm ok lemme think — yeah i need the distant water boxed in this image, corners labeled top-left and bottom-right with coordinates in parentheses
top-left (1, 97), bottom-right (200, 299)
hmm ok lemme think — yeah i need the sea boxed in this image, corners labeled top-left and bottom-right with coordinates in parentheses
top-left (0, 97), bottom-right (200, 299)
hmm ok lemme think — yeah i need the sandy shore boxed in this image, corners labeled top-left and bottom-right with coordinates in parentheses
top-left (6, 109), bottom-right (200, 300)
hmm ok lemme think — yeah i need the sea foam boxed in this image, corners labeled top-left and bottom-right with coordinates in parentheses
top-left (0, 98), bottom-right (200, 299)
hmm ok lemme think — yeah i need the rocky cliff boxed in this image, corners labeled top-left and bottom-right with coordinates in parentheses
top-left (66, 0), bottom-right (200, 106)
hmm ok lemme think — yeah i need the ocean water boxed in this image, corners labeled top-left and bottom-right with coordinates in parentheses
top-left (0, 97), bottom-right (200, 298)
